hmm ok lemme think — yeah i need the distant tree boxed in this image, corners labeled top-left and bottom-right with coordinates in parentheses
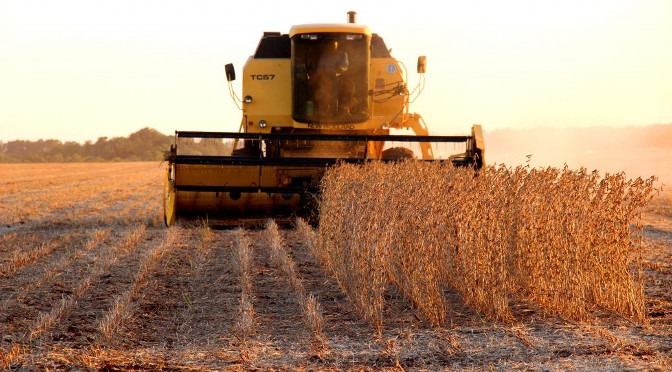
top-left (0, 127), bottom-right (174, 163)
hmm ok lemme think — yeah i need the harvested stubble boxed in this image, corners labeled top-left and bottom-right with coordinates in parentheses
top-left (99, 227), bottom-right (174, 339)
top-left (264, 219), bottom-right (326, 348)
top-left (318, 161), bottom-right (656, 327)
top-left (233, 229), bottom-right (255, 341)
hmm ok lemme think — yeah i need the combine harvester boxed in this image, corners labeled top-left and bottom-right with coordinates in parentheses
top-left (163, 11), bottom-right (485, 226)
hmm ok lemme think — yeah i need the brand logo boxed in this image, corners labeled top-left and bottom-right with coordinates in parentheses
top-left (307, 123), bottom-right (356, 130)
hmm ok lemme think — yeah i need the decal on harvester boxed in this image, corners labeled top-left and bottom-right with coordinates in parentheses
top-left (307, 123), bottom-right (356, 130)
top-left (250, 74), bottom-right (276, 80)
top-left (386, 64), bottom-right (397, 73)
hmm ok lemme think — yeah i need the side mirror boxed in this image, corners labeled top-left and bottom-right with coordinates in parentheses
top-left (225, 63), bottom-right (236, 81)
top-left (417, 56), bottom-right (427, 74)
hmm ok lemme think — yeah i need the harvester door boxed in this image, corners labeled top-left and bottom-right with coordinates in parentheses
top-left (291, 32), bottom-right (370, 123)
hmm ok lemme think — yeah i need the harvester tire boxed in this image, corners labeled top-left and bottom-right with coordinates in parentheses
top-left (382, 147), bottom-right (415, 160)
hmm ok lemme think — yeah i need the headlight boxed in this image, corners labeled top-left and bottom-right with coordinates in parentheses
top-left (259, 120), bottom-right (267, 128)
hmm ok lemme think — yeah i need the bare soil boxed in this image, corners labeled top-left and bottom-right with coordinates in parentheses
top-left (1, 162), bottom-right (670, 370)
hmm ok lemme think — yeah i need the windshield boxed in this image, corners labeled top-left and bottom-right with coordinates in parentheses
top-left (292, 33), bottom-right (369, 124)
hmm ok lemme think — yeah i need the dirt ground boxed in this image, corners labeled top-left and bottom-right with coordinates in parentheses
top-left (0, 162), bottom-right (670, 371)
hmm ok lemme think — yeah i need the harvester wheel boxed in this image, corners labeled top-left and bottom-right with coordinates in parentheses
top-left (381, 147), bottom-right (415, 160)
top-left (163, 168), bottom-right (177, 227)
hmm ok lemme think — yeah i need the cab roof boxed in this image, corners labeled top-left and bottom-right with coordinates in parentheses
top-left (289, 23), bottom-right (371, 38)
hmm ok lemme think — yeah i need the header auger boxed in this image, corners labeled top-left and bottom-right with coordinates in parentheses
top-left (163, 11), bottom-right (485, 226)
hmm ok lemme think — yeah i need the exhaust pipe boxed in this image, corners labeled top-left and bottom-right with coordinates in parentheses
top-left (347, 11), bottom-right (356, 24)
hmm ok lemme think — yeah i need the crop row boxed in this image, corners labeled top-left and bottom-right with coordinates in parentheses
top-left (318, 161), bottom-right (657, 329)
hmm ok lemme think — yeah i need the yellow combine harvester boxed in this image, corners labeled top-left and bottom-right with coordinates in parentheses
top-left (163, 11), bottom-right (484, 226)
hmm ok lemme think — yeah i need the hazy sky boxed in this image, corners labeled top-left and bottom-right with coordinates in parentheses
top-left (2, 0), bottom-right (671, 142)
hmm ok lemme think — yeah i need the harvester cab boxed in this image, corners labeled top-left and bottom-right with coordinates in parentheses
top-left (163, 11), bottom-right (485, 226)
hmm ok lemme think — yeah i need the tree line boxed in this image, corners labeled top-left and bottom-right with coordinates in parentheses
top-left (0, 128), bottom-right (232, 163)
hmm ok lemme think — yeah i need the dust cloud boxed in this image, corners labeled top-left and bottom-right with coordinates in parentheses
top-left (484, 125), bottom-right (672, 192)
